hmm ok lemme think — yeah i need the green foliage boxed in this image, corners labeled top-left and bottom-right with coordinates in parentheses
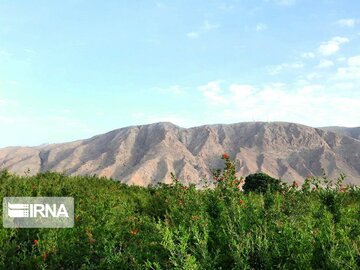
top-left (0, 157), bottom-right (359, 269)
top-left (243, 172), bottom-right (283, 193)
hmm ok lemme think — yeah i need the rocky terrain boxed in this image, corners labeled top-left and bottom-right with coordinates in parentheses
top-left (321, 126), bottom-right (360, 141)
top-left (1, 122), bottom-right (359, 186)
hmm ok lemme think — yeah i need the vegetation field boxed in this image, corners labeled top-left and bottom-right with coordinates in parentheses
top-left (0, 156), bottom-right (359, 269)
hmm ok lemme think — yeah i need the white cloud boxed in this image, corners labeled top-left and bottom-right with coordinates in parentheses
top-left (305, 72), bottom-right (321, 80)
top-left (0, 49), bottom-right (12, 57)
top-left (0, 96), bottom-right (16, 107)
top-left (335, 55), bottom-right (360, 80)
top-left (298, 84), bottom-right (324, 95)
top-left (333, 82), bottom-right (354, 90)
top-left (291, 62), bottom-right (305, 68)
top-left (187, 20), bottom-right (219, 39)
top-left (155, 2), bottom-right (166, 9)
top-left (301, 52), bottom-right (315, 59)
top-left (198, 81), bottom-right (229, 105)
top-left (166, 85), bottom-right (184, 95)
top-left (268, 62), bottom-right (304, 75)
top-left (219, 4), bottom-right (235, 11)
top-left (336, 66), bottom-right (360, 80)
top-left (0, 112), bottom-right (98, 147)
top-left (201, 21), bottom-right (219, 32)
top-left (318, 36), bottom-right (349, 56)
top-left (256, 23), bottom-right (267, 32)
top-left (258, 88), bottom-right (285, 101)
top-left (316, 59), bottom-right (334, 69)
top-left (0, 98), bottom-right (9, 106)
top-left (198, 80), bottom-right (360, 127)
top-left (348, 55), bottom-right (360, 66)
top-left (336, 18), bottom-right (356, 28)
top-left (24, 49), bottom-right (36, 54)
top-left (337, 56), bottom-right (347, 62)
top-left (152, 85), bottom-right (185, 95)
top-left (0, 115), bottom-right (17, 124)
top-left (229, 84), bottom-right (254, 99)
top-left (220, 86), bottom-right (317, 124)
top-left (274, 0), bottom-right (296, 6)
top-left (186, 32), bottom-right (199, 39)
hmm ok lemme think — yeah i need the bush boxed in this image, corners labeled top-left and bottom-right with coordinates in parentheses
top-left (0, 156), bottom-right (359, 269)
top-left (243, 172), bottom-right (283, 193)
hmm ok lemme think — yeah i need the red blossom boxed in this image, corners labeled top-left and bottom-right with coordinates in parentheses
top-left (85, 229), bottom-right (92, 238)
top-left (222, 153), bottom-right (230, 159)
top-left (33, 240), bottom-right (38, 246)
top-left (85, 228), bottom-right (96, 244)
top-left (130, 228), bottom-right (139, 236)
top-left (89, 238), bottom-right (96, 244)
top-left (42, 252), bottom-right (47, 261)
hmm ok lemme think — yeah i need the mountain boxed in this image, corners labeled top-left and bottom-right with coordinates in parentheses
top-left (1, 122), bottom-right (360, 186)
top-left (320, 127), bottom-right (360, 141)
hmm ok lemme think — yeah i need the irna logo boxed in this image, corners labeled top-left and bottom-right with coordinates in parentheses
top-left (3, 197), bottom-right (74, 228)
top-left (7, 202), bottom-right (69, 218)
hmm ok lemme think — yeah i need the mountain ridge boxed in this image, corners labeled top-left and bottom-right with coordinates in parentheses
top-left (320, 126), bottom-right (360, 141)
top-left (1, 121), bottom-right (359, 186)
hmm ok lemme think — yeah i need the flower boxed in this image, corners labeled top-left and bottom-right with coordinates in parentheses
top-left (85, 229), bottom-right (95, 244)
top-left (42, 252), bottom-right (47, 261)
top-left (33, 240), bottom-right (38, 246)
top-left (89, 238), bottom-right (96, 244)
top-left (130, 228), bottom-right (139, 236)
top-left (85, 229), bottom-right (93, 238)
top-left (222, 153), bottom-right (230, 159)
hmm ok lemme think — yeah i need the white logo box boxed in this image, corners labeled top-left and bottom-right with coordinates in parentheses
top-left (3, 197), bottom-right (74, 228)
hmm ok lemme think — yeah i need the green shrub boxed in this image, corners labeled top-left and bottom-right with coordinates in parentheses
top-left (0, 155), bottom-right (359, 269)
top-left (243, 172), bottom-right (283, 193)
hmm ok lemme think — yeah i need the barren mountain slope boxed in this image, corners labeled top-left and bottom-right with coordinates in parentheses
top-left (321, 126), bottom-right (360, 141)
top-left (1, 122), bottom-right (359, 185)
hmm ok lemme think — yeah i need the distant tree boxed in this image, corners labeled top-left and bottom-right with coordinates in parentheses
top-left (243, 172), bottom-right (283, 193)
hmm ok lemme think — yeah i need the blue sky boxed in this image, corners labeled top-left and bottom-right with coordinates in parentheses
top-left (0, 0), bottom-right (360, 147)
